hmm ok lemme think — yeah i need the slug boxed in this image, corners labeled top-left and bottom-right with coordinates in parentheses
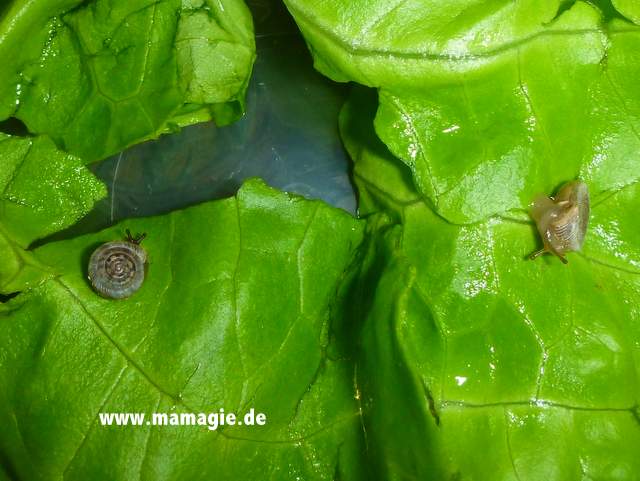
top-left (529, 180), bottom-right (589, 264)
top-left (88, 229), bottom-right (147, 299)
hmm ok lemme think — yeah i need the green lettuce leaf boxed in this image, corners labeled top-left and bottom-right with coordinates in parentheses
top-left (0, 179), bottom-right (369, 481)
top-left (0, 132), bottom-right (106, 292)
top-left (285, 0), bottom-right (640, 223)
top-left (613, 0), bottom-right (640, 24)
top-left (0, 0), bottom-right (255, 163)
top-left (341, 87), bottom-right (640, 480)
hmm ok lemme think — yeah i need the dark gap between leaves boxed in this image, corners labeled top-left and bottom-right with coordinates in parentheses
top-left (587, 0), bottom-right (634, 22)
top-left (547, 0), bottom-right (634, 25)
top-left (0, 117), bottom-right (29, 137)
top-left (0, 292), bottom-right (20, 303)
top-left (549, 0), bottom-right (578, 23)
top-left (0, 449), bottom-right (20, 481)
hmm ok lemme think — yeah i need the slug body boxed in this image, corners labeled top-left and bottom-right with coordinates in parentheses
top-left (88, 230), bottom-right (147, 299)
top-left (530, 181), bottom-right (589, 264)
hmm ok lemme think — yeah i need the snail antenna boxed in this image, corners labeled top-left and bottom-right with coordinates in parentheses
top-left (125, 229), bottom-right (146, 244)
top-left (528, 249), bottom-right (546, 260)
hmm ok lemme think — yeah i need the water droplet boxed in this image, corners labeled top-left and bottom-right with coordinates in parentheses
top-left (15, 83), bottom-right (22, 106)
top-left (454, 375), bottom-right (467, 386)
top-left (442, 124), bottom-right (460, 134)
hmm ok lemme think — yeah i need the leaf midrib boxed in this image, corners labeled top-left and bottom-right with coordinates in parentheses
top-left (287, 2), bottom-right (638, 62)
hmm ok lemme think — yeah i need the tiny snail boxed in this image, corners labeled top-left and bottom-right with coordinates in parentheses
top-left (529, 180), bottom-right (589, 264)
top-left (88, 229), bottom-right (147, 299)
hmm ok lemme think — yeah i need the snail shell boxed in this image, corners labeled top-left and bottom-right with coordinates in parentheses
top-left (530, 180), bottom-right (589, 264)
top-left (88, 231), bottom-right (147, 299)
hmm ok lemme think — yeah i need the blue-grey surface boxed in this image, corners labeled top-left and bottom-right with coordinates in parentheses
top-left (83, 0), bottom-right (355, 232)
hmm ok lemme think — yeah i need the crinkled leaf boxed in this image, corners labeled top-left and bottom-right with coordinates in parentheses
top-left (0, 179), bottom-right (369, 481)
top-left (0, 132), bottom-right (105, 292)
top-left (341, 88), bottom-right (640, 480)
top-left (285, 0), bottom-right (640, 223)
top-left (0, 0), bottom-right (255, 163)
top-left (340, 87), bottom-right (420, 220)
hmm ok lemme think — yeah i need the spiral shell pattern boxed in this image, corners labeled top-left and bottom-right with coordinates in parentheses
top-left (88, 241), bottom-right (147, 299)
